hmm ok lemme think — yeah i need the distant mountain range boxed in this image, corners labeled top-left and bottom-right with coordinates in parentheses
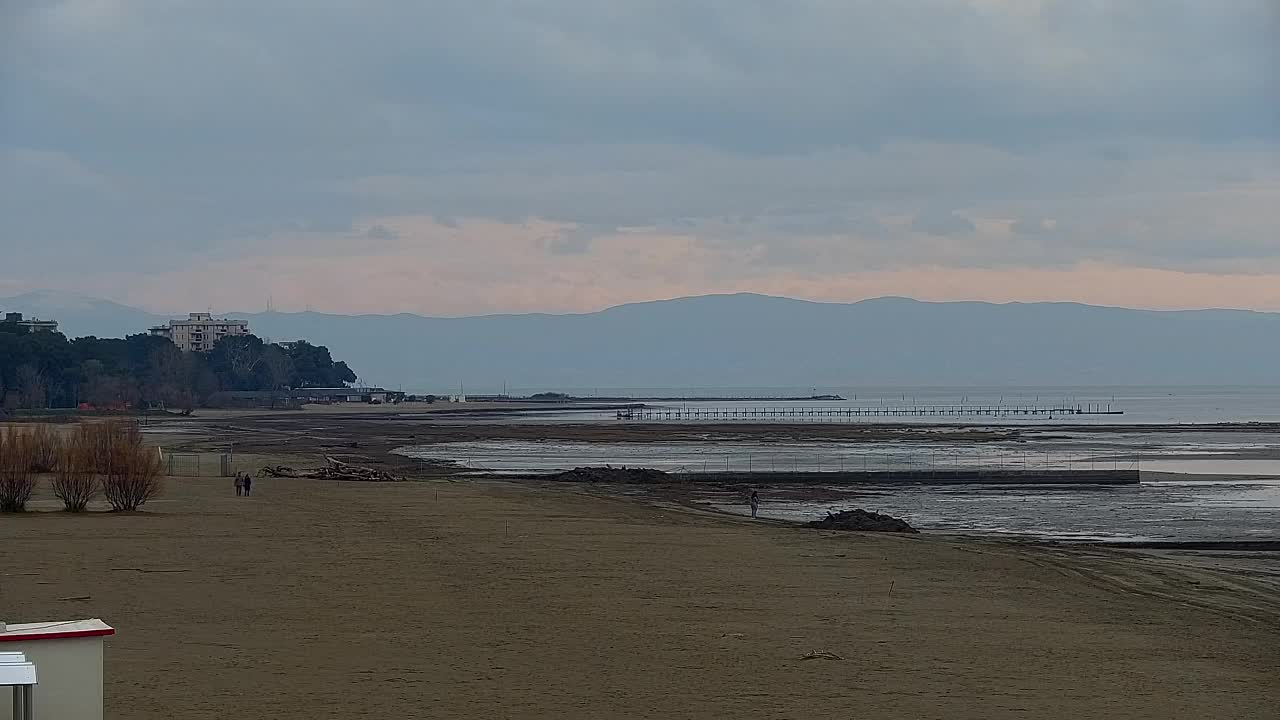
top-left (3, 290), bottom-right (1278, 389)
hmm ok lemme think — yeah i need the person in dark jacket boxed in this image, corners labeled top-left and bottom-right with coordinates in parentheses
top-left (243, 473), bottom-right (253, 497)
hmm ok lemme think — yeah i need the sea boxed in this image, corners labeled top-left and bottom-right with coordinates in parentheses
top-left (398, 385), bottom-right (1280, 543)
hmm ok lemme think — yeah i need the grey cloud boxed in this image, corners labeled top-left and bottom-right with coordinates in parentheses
top-left (911, 210), bottom-right (976, 236)
top-left (365, 225), bottom-right (396, 240)
top-left (1, 1), bottom-right (1277, 287)
top-left (8, 1), bottom-right (1275, 157)
top-left (545, 225), bottom-right (615, 256)
top-left (1011, 218), bottom-right (1055, 236)
top-left (764, 213), bottom-right (888, 239)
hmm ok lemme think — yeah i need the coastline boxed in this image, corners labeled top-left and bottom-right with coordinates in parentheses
top-left (5, 408), bottom-right (1277, 717)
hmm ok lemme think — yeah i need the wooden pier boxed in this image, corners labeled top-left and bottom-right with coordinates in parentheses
top-left (616, 404), bottom-right (1122, 421)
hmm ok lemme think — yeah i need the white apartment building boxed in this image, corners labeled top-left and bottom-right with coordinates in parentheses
top-left (149, 313), bottom-right (251, 353)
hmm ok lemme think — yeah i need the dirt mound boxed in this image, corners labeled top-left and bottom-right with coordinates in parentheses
top-left (806, 509), bottom-right (918, 533)
top-left (548, 466), bottom-right (671, 484)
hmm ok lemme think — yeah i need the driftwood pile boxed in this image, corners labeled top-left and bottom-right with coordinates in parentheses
top-left (259, 456), bottom-right (405, 482)
top-left (547, 466), bottom-right (671, 484)
top-left (806, 509), bottom-right (918, 533)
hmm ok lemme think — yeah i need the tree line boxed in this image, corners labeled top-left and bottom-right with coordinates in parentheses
top-left (0, 326), bottom-right (356, 411)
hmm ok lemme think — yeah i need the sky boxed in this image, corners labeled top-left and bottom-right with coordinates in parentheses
top-left (2, 0), bottom-right (1278, 315)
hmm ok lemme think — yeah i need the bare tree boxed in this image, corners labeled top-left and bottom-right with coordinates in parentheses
top-left (260, 345), bottom-right (295, 391)
top-left (80, 359), bottom-right (115, 408)
top-left (15, 364), bottom-right (46, 409)
top-left (28, 423), bottom-right (62, 473)
top-left (96, 422), bottom-right (164, 512)
top-left (0, 428), bottom-right (38, 512)
top-left (145, 345), bottom-right (189, 407)
top-left (53, 426), bottom-right (99, 512)
top-left (224, 341), bottom-right (261, 381)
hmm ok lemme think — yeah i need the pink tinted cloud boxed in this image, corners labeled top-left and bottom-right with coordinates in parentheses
top-left (757, 264), bottom-right (1280, 311)
top-left (105, 216), bottom-right (720, 315)
top-left (71, 215), bottom-right (1280, 315)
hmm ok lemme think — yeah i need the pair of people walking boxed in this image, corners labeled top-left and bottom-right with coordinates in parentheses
top-left (234, 472), bottom-right (253, 497)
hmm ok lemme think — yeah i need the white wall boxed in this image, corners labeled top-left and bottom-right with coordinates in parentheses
top-left (0, 637), bottom-right (104, 720)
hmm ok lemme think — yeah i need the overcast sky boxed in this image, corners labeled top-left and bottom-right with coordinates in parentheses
top-left (3, 1), bottom-right (1278, 314)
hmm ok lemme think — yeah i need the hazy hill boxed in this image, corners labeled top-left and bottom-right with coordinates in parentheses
top-left (4, 291), bottom-right (1278, 388)
top-left (0, 290), bottom-right (168, 338)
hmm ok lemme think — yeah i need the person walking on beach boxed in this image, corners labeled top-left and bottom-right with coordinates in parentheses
top-left (243, 473), bottom-right (253, 497)
top-left (234, 473), bottom-right (244, 497)
top-left (750, 490), bottom-right (760, 519)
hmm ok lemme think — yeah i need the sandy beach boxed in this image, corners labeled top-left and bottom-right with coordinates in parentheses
top-left (2, 412), bottom-right (1279, 719)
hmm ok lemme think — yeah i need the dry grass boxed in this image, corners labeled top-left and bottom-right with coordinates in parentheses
top-left (0, 427), bottom-right (38, 512)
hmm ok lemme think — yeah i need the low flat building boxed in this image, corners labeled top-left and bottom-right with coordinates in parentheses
top-left (295, 387), bottom-right (405, 404)
top-left (1, 312), bottom-right (59, 333)
top-left (149, 313), bottom-right (250, 353)
top-left (205, 387), bottom-right (404, 407)
top-left (203, 391), bottom-right (304, 410)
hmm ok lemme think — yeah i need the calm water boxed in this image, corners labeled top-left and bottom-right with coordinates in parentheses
top-left (398, 432), bottom-right (1280, 476)
top-left (397, 432), bottom-right (1280, 541)
top-left (400, 435), bottom-right (1280, 541)
top-left (398, 388), bottom-right (1280, 541)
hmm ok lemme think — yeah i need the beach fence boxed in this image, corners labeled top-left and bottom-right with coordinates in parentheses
top-left (616, 403), bottom-right (1123, 422)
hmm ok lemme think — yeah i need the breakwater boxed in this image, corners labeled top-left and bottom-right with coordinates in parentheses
top-left (542, 466), bottom-right (1139, 486)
